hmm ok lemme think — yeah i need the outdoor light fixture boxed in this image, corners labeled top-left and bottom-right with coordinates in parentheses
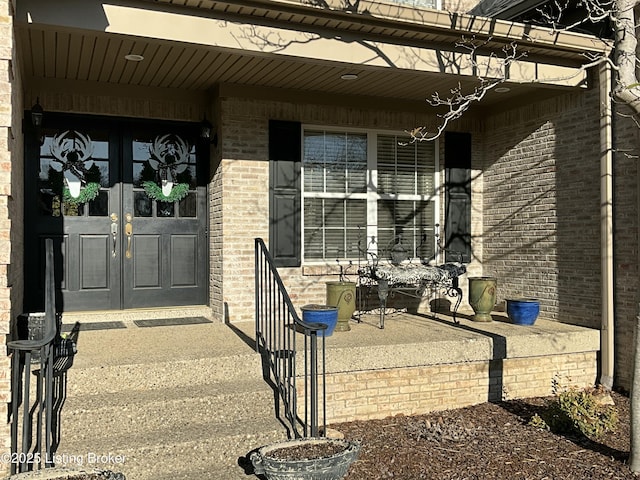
top-left (340, 73), bottom-right (358, 81)
top-left (494, 86), bottom-right (511, 93)
top-left (31, 98), bottom-right (43, 128)
top-left (200, 117), bottom-right (218, 147)
top-left (124, 54), bottom-right (144, 62)
top-left (31, 98), bottom-right (44, 145)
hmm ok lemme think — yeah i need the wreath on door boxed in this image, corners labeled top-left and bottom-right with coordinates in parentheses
top-left (49, 131), bottom-right (101, 205)
top-left (142, 134), bottom-right (191, 202)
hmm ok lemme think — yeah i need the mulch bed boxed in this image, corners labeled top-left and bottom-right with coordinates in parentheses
top-left (336, 390), bottom-right (635, 480)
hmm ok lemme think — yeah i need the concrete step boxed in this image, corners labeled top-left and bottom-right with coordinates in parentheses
top-left (49, 323), bottom-right (288, 480)
top-left (62, 378), bottom-right (274, 410)
top-left (58, 383), bottom-right (279, 445)
top-left (55, 382), bottom-right (287, 480)
top-left (52, 428), bottom-right (287, 480)
top-left (64, 354), bottom-right (266, 396)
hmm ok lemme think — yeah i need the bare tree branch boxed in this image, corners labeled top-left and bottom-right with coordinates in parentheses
top-left (418, 0), bottom-right (640, 141)
top-left (409, 38), bottom-right (526, 142)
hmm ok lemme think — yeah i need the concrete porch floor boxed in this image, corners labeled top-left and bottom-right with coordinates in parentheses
top-left (57, 306), bottom-right (601, 427)
top-left (60, 306), bottom-right (600, 382)
top-left (36, 306), bottom-right (602, 479)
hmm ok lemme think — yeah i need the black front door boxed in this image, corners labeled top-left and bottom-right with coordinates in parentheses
top-left (24, 114), bottom-right (208, 312)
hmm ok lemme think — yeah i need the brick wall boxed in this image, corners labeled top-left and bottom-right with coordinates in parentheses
top-left (481, 89), bottom-right (602, 327)
top-left (322, 351), bottom-right (597, 424)
top-left (218, 96), bottom-right (482, 322)
top-left (479, 81), bottom-right (640, 392)
top-left (217, 87), bottom-right (611, 331)
top-left (612, 113), bottom-right (640, 390)
top-left (1, 0), bottom-right (21, 470)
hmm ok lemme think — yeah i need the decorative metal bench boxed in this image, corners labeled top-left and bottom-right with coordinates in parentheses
top-left (356, 231), bottom-right (466, 328)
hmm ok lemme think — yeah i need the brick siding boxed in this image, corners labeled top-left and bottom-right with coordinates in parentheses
top-left (320, 351), bottom-right (597, 424)
top-left (218, 83), bottom-right (640, 394)
top-left (218, 96), bottom-right (483, 322)
top-left (611, 115), bottom-right (640, 390)
top-left (0, 0), bottom-right (20, 470)
top-left (481, 90), bottom-right (602, 327)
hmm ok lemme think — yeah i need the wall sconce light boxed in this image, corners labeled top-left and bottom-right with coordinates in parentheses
top-left (31, 98), bottom-right (43, 127)
top-left (200, 117), bottom-right (218, 147)
top-left (31, 98), bottom-right (44, 145)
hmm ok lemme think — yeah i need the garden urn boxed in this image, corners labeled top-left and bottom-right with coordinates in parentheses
top-left (468, 277), bottom-right (497, 322)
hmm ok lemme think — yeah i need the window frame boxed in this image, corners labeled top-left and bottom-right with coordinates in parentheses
top-left (301, 125), bottom-right (440, 264)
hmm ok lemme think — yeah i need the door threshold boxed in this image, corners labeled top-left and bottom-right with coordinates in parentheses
top-left (60, 305), bottom-right (214, 325)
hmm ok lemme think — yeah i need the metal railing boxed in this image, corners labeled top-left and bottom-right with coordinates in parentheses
top-left (254, 238), bottom-right (327, 438)
top-left (8, 238), bottom-right (57, 474)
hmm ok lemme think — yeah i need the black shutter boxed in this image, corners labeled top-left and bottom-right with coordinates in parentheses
top-left (269, 120), bottom-right (302, 267)
top-left (444, 132), bottom-right (471, 263)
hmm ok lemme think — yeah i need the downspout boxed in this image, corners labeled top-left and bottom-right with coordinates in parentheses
top-left (599, 61), bottom-right (615, 390)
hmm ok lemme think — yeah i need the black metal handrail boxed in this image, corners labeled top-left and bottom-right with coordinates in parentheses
top-left (254, 238), bottom-right (327, 438)
top-left (8, 238), bottom-right (57, 474)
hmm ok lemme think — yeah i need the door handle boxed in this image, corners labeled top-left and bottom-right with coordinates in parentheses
top-left (125, 214), bottom-right (133, 259)
top-left (110, 213), bottom-right (118, 257)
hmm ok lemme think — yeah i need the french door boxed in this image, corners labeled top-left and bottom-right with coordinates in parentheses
top-left (24, 114), bottom-right (208, 312)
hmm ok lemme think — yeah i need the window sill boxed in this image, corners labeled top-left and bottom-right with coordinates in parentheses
top-left (302, 264), bottom-right (345, 276)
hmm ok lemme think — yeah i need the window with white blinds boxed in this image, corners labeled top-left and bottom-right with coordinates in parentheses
top-left (303, 131), bottom-right (367, 260)
top-left (302, 128), bottom-right (438, 262)
top-left (376, 135), bottom-right (437, 261)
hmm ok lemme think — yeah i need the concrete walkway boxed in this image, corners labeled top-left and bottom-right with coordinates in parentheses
top-left (51, 319), bottom-right (286, 480)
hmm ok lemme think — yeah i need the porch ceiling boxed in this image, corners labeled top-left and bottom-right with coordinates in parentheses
top-left (16, 0), bottom-right (609, 110)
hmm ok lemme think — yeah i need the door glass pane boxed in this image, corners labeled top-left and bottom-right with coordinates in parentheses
top-left (88, 191), bottom-right (109, 216)
top-left (38, 129), bottom-right (110, 217)
top-left (134, 192), bottom-right (152, 217)
top-left (62, 202), bottom-right (84, 217)
top-left (157, 201), bottom-right (174, 218)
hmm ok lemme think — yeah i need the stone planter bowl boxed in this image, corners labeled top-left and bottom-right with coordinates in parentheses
top-left (250, 437), bottom-right (361, 480)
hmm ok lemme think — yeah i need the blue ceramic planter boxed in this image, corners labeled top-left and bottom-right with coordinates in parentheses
top-left (506, 299), bottom-right (540, 326)
top-left (301, 304), bottom-right (339, 337)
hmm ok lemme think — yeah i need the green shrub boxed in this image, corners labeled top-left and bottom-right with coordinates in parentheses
top-left (528, 387), bottom-right (618, 439)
